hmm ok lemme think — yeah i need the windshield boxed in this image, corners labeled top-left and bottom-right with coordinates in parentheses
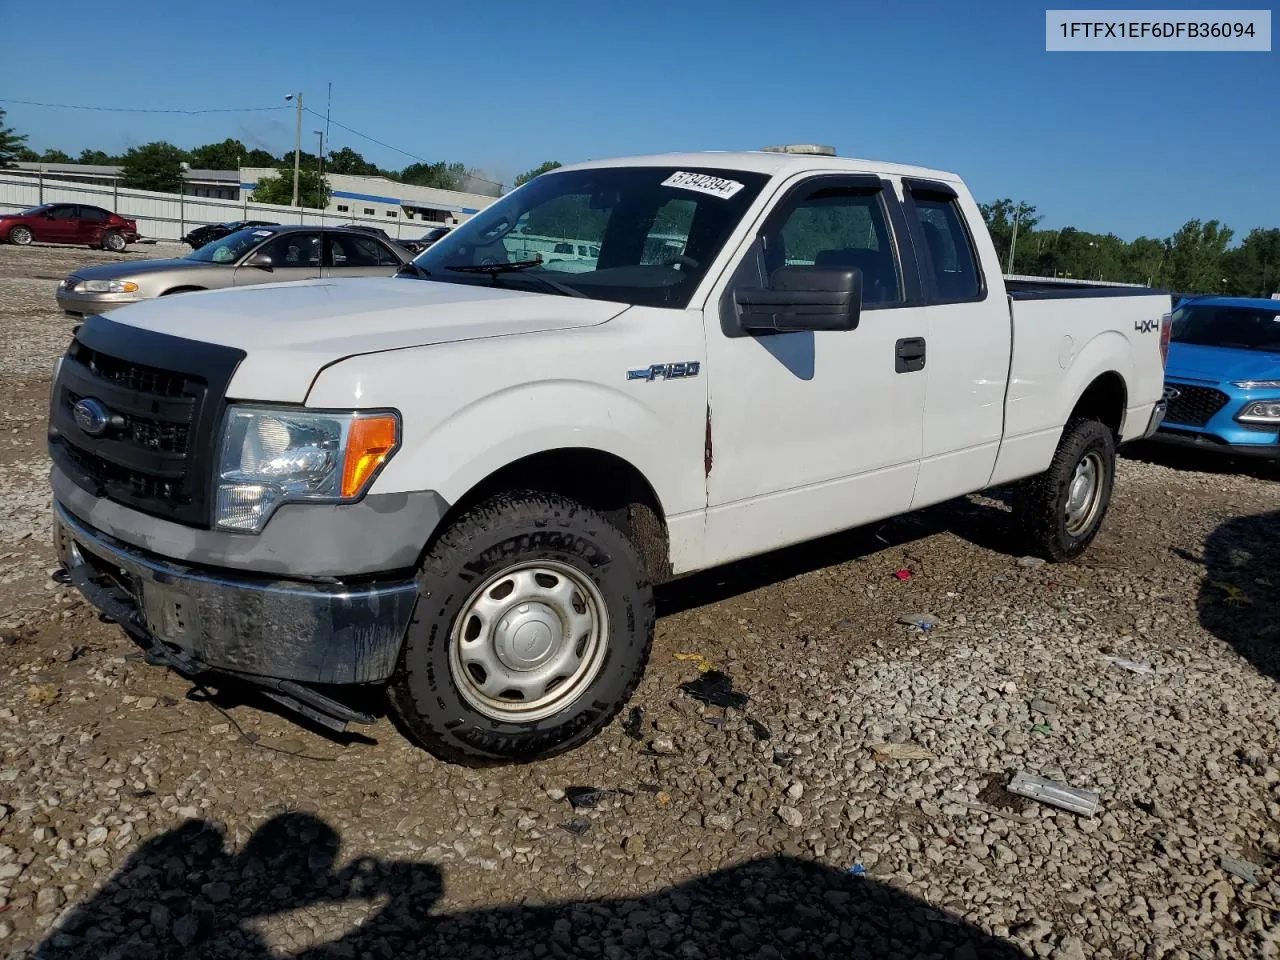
top-left (18, 204), bottom-right (53, 216)
top-left (1171, 304), bottom-right (1280, 353)
top-left (409, 165), bottom-right (770, 308)
top-left (186, 227), bottom-right (274, 264)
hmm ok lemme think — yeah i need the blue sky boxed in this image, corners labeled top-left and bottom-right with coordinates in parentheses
top-left (3, 0), bottom-right (1276, 240)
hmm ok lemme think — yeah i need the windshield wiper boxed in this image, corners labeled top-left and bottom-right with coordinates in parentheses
top-left (443, 258), bottom-right (544, 273)
top-left (442, 257), bottom-right (587, 298)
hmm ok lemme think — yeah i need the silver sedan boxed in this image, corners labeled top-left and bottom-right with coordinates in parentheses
top-left (55, 224), bottom-right (413, 315)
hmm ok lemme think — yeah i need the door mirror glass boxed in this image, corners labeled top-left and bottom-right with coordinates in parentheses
top-left (244, 251), bottom-right (273, 270)
top-left (734, 265), bottom-right (863, 334)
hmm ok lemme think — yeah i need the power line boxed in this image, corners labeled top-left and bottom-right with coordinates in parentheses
top-left (305, 107), bottom-right (503, 191)
top-left (0, 98), bottom-right (289, 116)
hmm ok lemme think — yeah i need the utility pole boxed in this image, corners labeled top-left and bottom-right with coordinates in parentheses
top-left (1006, 208), bottom-right (1020, 274)
top-left (286, 92), bottom-right (303, 207)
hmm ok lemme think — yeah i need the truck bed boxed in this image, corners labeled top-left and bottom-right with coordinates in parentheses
top-left (1005, 275), bottom-right (1172, 302)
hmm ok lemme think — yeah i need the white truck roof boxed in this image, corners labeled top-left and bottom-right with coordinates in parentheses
top-left (552, 150), bottom-right (963, 184)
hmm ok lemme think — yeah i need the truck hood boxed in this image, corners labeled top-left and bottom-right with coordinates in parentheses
top-left (101, 276), bottom-right (630, 402)
top-left (1166, 342), bottom-right (1280, 383)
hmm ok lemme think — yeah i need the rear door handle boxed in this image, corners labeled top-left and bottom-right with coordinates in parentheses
top-left (895, 337), bottom-right (926, 373)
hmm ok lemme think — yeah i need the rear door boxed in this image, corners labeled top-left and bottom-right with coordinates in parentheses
top-left (77, 206), bottom-right (111, 245)
top-left (700, 173), bottom-right (930, 566)
top-left (324, 233), bottom-right (403, 278)
top-left (232, 231), bottom-right (322, 286)
top-left (898, 178), bottom-right (1011, 509)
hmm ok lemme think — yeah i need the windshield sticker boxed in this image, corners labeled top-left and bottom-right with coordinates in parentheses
top-left (252, 230), bottom-right (273, 238)
top-left (661, 171), bottom-right (745, 200)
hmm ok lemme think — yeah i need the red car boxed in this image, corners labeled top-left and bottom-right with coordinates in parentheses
top-left (0, 203), bottom-right (139, 252)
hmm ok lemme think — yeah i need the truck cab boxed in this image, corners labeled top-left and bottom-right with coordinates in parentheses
top-left (49, 147), bottom-right (1170, 765)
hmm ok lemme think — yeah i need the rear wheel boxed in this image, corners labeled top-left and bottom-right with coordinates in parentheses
top-left (7, 225), bottom-right (33, 246)
top-left (388, 490), bottom-right (654, 766)
top-left (1015, 418), bottom-right (1116, 562)
top-left (101, 231), bottom-right (127, 253)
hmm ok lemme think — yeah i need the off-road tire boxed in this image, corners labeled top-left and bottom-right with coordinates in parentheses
top-left (388, 490), bottom-right (654, 766)
top-left (1016, 418), bottom-right (1116, 562)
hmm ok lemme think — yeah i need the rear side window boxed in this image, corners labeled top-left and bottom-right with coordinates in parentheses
top-left (80, 207), bottom-right (109, 222)
top-left (913, 197), bottom-right (981, 302)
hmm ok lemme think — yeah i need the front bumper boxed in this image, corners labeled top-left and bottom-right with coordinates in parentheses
top-left (54, 500), bottom-right (419, 686)
top-left (1149, 427), bottom-right (1280, 459)
top-left (1139, 400), bottom-right (1167, 440)
top-left (55, 288), bottom-right (145, 316)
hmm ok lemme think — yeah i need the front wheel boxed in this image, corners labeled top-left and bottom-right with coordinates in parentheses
top-left (101, 231), bottom-right (127, 253)
top-left (1015, 418), bottom-right (1116, 562)
top-left (388, 490), bottom-right (654, 766)
top-left (7, 225), bottom-right (33, 246)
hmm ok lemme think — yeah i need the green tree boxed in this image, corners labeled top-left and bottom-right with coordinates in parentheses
top-left (188, 138), bottom-right (251, 170)
top-left (250, 168), bottom-right (330, 209)
top-left (78, 149), bottom-right (121, 165)
top-left (39, 148), bottom-right (73, 163)
top-left (514, 161), bottom-right (562, 187)
top-left (1166, 219), bottom-right (1233, 293)
top-left (1223, 228), bottom-right (1280, 298)
top-left (120, 141), bottom-right (188, 193)
top-left (399, 161), bottom-right (470, 190)
top-left (979, 199), bottom-right (1041, 272)
top-left (0, 109), bottom-right (28, 168)
top-left (326, 146), bottom-right (381, 176)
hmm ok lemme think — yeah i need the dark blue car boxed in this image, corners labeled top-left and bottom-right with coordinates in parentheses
top-left (1154, 296), bottom-right (1280, 458)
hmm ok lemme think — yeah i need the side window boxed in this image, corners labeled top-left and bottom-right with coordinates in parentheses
top-left (912, 196), bottom-right (982, 302)
top-left (330, 235), bottom-right (384, 267)
top-left (767, 187), bottom-right (901, 306)
top-left (81, 207), bottom-right (109, 222)
top-left (49, 205), bottom-right (78, 220)
top-left (375, 242), bottom-right (403, 266)
top-left (262, 232), bottom-right (321, 267)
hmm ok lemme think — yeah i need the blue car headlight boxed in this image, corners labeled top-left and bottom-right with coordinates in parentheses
top-left (1232, 380), bottom-right (1280, 389)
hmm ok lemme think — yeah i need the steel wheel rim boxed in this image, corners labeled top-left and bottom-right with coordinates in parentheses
top-left (448, 560), bottom-right (609, 723)
top-left (1064, 451), bottom-right (1104, 536)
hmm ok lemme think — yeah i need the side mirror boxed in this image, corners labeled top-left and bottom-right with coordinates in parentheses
top-left (734, 266), bottom-right (862, 334)
top-left (244, 251), bottom-right (273, 270)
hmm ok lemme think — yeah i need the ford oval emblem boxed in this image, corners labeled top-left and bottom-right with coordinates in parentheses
top-left (72, 397), bottom-right (111, 437)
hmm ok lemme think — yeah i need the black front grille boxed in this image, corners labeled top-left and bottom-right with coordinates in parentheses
top-left (1165, 384), bottom-right (1229, 427)
top-left (48, 316), bottom-right (245, 528)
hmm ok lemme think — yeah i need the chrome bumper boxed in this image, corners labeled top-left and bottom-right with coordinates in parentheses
top-left (53, 501), bottom-right (418, 686)
top-left (1140, 400), bottom-right (1167, 440)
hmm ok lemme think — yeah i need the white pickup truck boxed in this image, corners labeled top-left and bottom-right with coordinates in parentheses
top-left (49, 146), bottom-right (1171, 765)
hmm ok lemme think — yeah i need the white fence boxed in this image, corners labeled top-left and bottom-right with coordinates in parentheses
top-left (0, 173), bottom-right (454, 243)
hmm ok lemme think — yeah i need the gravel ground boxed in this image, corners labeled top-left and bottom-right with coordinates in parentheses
top-left (0, 243), bottom-right (1276, 959)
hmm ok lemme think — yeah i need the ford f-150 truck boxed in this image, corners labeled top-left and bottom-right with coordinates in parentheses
top-left (48, 146), bottom-right (1171, 765)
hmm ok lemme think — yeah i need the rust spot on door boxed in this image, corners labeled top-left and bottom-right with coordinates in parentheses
top-left (703, 404), bottom-right (713, 476)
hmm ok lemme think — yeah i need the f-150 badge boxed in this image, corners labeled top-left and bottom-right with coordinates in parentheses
top-left (627, 362), bottom-right (701, 381)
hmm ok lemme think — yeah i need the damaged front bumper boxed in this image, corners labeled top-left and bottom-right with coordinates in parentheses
top-left (53, 501), bottom-right (419, 725)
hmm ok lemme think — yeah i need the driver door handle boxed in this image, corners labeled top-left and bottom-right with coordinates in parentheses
top-left (895, 337), bottom-right (926, 373)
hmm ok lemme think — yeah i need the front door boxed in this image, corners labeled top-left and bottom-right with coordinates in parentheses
top-left (233, 231), bottom-right (322, 286)
top-left (700, 174), bottom-right (929, 568)
top-left (324, 233), bottom-right (403, 278)
top-left (40, 204), bottom-right (81, 243)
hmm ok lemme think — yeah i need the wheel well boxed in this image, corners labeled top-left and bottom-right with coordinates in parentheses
top-left (441, 449), bottom-right (671, 584)
top-left (1070, 372), bottom-right (1127, 437)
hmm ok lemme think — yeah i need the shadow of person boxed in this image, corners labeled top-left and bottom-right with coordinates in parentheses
top-left (33, 812), bottom-right (405, 960)
top-left (1198, 508), bottom-right (1280, 682)
top-left (303, 853), bottom-right (1025, 960)
top-left (36, 814), bottom-right (1025, 960)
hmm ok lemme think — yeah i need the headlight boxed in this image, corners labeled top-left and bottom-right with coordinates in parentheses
top-left (1237, 400), bottom-right (1280, 424)
top-left (214, 406), bottom-right (400, 533)
top-left (1232, 380), bottom-right (1280, 390)
top-left (75, 279), bottom-right (139, 294)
